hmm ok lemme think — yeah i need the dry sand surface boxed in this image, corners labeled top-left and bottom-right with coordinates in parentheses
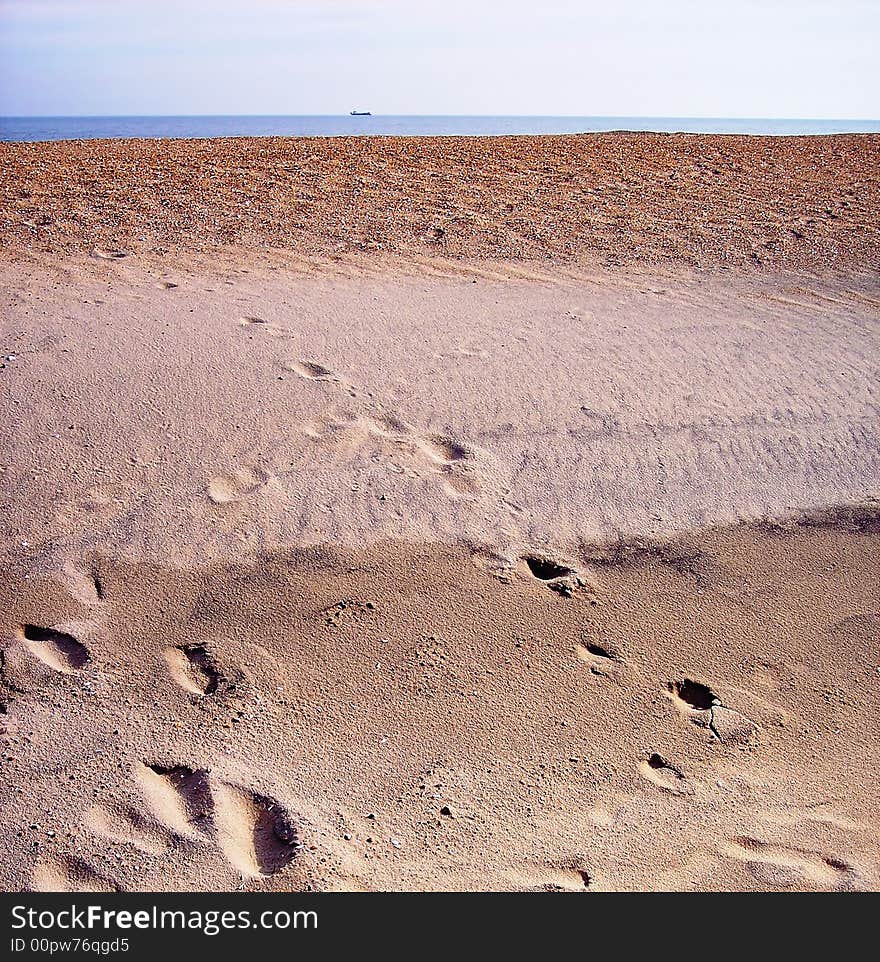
top-left (2, 133), bottom-right (879, 271)
top-left (1, 134), bottom-right (879, 892)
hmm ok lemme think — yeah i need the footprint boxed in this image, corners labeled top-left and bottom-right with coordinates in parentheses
top-left (417, 436), bottom-right (470, 465)
top-left (238, 316), bottom-right (295, 339)
top-left (669, 678), bottom-right (717, 712)
top-left (576, 640), bottom-right (621, 677)
top-left (522, 555), bottom-right (576, 581)
top-left (32, 856), bottom-right (117, 893)
top-left (129, 762), bottom-right (300, 877)
top-left (207, 466), bottom-right (270, 505)
top-left (164, 644), bottom-right (221, 695)
top-left (299, 398), bottom-right (498, 505)
top-left (364, 413), bottom-right (410, 437)
top-left (666, 680), bottom-right (757, 743)
top-left (302, 412), bottom-right (393, 457)
top-left (506, 857), bottom-right (593, 892)
top-left (638, 753), bottom-right (693, 796)
top-left (520, 555), bottom-right (583, 597)
top-left (722, 837), bottom-right (858, 890)
top-left (443, 346), bottom-right (489, 360)
top-left (56, 482), bottom-right (129, 524)
top-left (211, 782), bottom-right (300, 877)
top-left (414, 435), bottom-right (487, 500)
top-left (283, 359), bottom-right (338, 381)
top-left (666, 679), bottom-right (717, 734)
top-left (17, 624), bottom-right (90, 673)
top-left (60, 563), bottom-right (104, 605)
top-left (84, 805), bottom-right (169, 856)
top-left (135, 762), bottom-right (213, 839)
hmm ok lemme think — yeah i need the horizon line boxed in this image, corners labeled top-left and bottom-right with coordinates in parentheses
top-left (2, 113), bottom-right (880, 122)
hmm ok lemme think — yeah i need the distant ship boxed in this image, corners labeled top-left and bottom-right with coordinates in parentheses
top-left (350, 110), bottom-right (371, 116)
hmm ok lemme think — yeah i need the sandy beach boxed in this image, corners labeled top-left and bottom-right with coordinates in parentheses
top-left (1, 134), bottom-right (878, 892)
top-left (2, 133), bottom-right (879, 270)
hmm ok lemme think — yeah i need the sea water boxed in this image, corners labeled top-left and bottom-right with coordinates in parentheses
top-left (2, 115), bottom-right (879, 143)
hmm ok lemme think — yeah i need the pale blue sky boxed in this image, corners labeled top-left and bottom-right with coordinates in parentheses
top-left (1, 0), bottom-right (878, 117)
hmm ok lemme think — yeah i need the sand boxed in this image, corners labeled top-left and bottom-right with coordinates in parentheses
top-left (1, 134), bottom-right (879, 892)
top-left (2, 133), bottom-right (879, 272)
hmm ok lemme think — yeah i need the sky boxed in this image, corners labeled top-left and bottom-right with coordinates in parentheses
top-left (1, 0), bottom-right (878, 118)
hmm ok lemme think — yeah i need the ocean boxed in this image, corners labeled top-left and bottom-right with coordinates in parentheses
top-left (2, 115), bottom-right (879, 143)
